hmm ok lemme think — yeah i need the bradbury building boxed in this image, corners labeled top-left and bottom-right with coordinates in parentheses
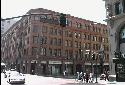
top-left (1, 8), bottom-right (109, 76)
top-left (103, 0), bottom-right (125, 82)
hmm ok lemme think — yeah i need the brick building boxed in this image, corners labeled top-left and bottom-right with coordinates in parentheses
top-left (1, 8), bottom-right (109, 76)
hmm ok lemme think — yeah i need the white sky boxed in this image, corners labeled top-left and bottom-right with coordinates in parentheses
top-left (1, 0), bottom-right (106, 24)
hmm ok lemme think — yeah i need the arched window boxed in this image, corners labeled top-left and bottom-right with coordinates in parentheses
top-left (119, 25), bottom-right (125, 44)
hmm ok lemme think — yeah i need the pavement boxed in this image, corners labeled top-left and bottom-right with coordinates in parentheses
top-left (1, 73), bottom-right (125, 85)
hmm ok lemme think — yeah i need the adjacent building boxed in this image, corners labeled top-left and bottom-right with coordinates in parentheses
top-left (1, 19), bottom-right (16, 35)
top-left (1, 8), bottom-right (109, 76)
top-left (103, 0), bottom-right (125, 82)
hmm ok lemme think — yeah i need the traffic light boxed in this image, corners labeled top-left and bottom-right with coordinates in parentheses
top-left (60, 13), bottom-right (66, 27)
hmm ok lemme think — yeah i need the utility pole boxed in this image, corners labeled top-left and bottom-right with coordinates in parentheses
top-left (99, 44), bottom-right (104, 74)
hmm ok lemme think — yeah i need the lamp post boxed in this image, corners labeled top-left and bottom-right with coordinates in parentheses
top-left (73, 55), bottom-right (76, 75)
top-left (95, 53), bottom-right (98, 83)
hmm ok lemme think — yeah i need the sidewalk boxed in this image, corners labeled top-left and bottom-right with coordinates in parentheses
top-left (94, 78), bottom-right (125, 85)
top-left (24, 74), bottom-right (125, 85)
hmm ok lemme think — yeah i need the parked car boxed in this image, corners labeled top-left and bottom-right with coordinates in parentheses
top-left (7, 71), bottom-right (25, 84)
top-left (100, 74), bottom-right (106, 80)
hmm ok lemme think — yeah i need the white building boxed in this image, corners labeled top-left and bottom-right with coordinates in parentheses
top-left (103, 0), bottom-right (125, 82)
top-left (1, 19), bottom-right (16, 35)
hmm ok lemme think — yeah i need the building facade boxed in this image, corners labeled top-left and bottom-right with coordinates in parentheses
top-left (1, 8), bottom-right (109, 76)
top-left (104, 0), bottom-right (125, 82)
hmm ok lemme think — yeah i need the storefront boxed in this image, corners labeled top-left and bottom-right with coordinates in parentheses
top-left (48, 61), bottom-right (62, 75)
top-left (64, 62), bottom-right (73, 75)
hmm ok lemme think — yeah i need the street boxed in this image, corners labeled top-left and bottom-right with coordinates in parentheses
top-left (1, 73), bottom-right (125, 85)
top-left (1, 73), bottom-right (103, 85)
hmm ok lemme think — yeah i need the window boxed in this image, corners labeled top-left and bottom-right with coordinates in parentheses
top-left (50, 28), bottom-right (53, 35)
top-left (69, 21), bottom-right (72, 27)
top-left (40, 36), bottom-right (47, 44)
top-left (40, 47), bottom-right (46, 55)
top-left (96, 44), bottom-right (99, 50)
top-left (83, 34), bottom-right (86, 40)
top-left (93, 44), bottom-right (96, 50)
top-left (66, 19), bottom-right (69, 26)
top-left (58, 39), bottom-right (62, 46)
top-left (69, 40), bottom-right (72, 47)
top-left (53, 29), bottom-right (57, 35)
top-left (65, 31), bottom-right (68, 37)
top-left (50, 38), bottom-right (53, 45)
top-left (78, 33), bottom-right (81, 39)
top-left (33, 36), bottom-right (38, 44)
top-left (53, 38), bottom-right (57, 45)
top-left (94, 36), bottom-right (97, 41)
top-left (69, 31), bottom-right (72, 37)
top-left (65, 50), bottom-right (68, 58)
top-left (78, 42), bottom-right (81, 48)
top-left (123, 0), bottom-right (125, 13)
top-left (69, 50), bottom-right (73, 59)
top-left (74, 41), bottom-right (78, 48)
top-left (53, 49), bottom-right (57, 56)
top-left (74, 51), bottom-right (78, 60)
top-left (57, 49), bottom-right (61, 56)
top-left (87, 35), bottom-right (90, 40)
top-left (27, 37), bottom-right (29, 44)
top-left (102, 38), bottom-right (105, 42)
top-left (34, 16), bottom-right (39, 20)
top-left (65, 40), bottom-right (68, 46)
top-left (32, 25), bottom-right (38, 32)
top-left (58, 30), bottom-right (62, 36)
top-left (49, 48), bottom-right (52, 56)
top-left (32, 47), bottom-right (37, 55)
top-left (74, 32), bottom-right (78, 38)
top-left (42, 26), bottom-right (47, 33)
top-left (28, 27), bottom-right (30, 33)
top-left (115, 2), bottom-right (121, 15)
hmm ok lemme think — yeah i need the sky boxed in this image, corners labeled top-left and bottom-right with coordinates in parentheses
top-left (1, 0), bottom-right (106, 24)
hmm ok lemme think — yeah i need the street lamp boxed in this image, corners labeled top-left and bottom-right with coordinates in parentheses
top-left (95, 53), bottom-right (98, 83)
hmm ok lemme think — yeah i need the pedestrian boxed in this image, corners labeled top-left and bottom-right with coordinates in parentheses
top-left (91, 73), bottom-right (94, 83)
top-left (89, 73), bottom-right (93, 83)
top-left (32, 70), bottom-right (34, 75)
top-left (80, 72), bottom-right (83, 81)
top-left (105, 71), bottom-right (109, 81)
top-left (76, 72), bottom-right (80, 81)
top-left (63, 70), bottom-right (66, 77)
top-left (83, 73), bottom-right (86, 83)
top-left (85, 72), bottom-right (89, 83)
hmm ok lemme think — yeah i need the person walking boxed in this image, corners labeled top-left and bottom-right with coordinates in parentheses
top-left (89, 73), bottom-right (93, 83)
top-left (83, 73), bottom-right (86, 83)
top-left (85, 72), bottom-right (89, 83)
top-left (80, 72), bottom-right (83, 81)
top-left (105, 71), bottom-right (109, 81)
top-left (76, 72), bottom-right (80, 81)
top-left (63, 70), bottom-right (66, 77)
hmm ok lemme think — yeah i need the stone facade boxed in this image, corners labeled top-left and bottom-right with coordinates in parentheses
top-left (104, 0), bottom-right (125, 82)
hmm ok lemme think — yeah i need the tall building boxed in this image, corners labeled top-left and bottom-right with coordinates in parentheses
top-left (1, 8), bottom-right (109, 76)
top-left (103, 0), bottom-right (125, 82)
top-left (1, 19), bottom-right (16, 35)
